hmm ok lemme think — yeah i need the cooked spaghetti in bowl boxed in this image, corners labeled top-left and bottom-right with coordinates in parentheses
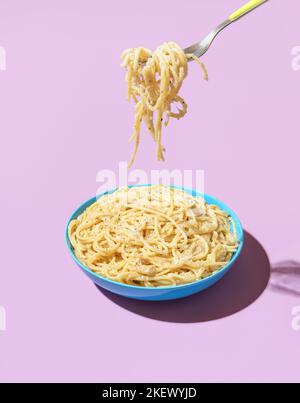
top-left (66, 186), bottom-right (242, 296)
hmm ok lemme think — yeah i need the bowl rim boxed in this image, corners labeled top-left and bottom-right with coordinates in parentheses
top-left (65, 185), bottom-right (244, 290)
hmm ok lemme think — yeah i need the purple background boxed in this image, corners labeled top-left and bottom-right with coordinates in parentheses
top-left (1, 0), bottom-right (300, 382)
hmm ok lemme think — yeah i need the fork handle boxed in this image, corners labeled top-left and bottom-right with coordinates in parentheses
top-left (229, 0), bottom-right (268, 22)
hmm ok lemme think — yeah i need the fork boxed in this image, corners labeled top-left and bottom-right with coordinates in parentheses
top-left (184, 0), bottom-right (269, 58)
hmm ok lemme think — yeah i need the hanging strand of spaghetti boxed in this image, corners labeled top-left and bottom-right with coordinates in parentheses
top-left (121, 42), bottom-right (208, 167)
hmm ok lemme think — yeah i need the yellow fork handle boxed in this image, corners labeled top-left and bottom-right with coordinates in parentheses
top-left (229, 0), bottom-right (267, 22)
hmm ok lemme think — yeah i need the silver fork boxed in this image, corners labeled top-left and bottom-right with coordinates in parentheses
top-left (184, 0), bottom-right (269, 59)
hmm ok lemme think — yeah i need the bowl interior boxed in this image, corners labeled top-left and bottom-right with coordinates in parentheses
top-left (65, 185), bottom-right (244, 290)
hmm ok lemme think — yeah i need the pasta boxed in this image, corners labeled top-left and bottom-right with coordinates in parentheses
top-left (68, 186), bottom-right (239, 287)
top-left (121, 42), bottom-right (208, 167)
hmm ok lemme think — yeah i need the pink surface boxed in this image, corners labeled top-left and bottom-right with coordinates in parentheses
top-left (0, 0), bottom-right (300, 382)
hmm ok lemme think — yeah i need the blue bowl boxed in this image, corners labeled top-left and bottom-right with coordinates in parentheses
top-left (65, 185), bottom-right (244, 301)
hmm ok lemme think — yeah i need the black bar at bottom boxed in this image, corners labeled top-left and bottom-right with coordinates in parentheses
top-left (0, 383), bottom-right (226, 400)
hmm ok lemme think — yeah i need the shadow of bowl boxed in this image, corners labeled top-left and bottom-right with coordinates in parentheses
top-left (97, 231), bottom-right (271, 323)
